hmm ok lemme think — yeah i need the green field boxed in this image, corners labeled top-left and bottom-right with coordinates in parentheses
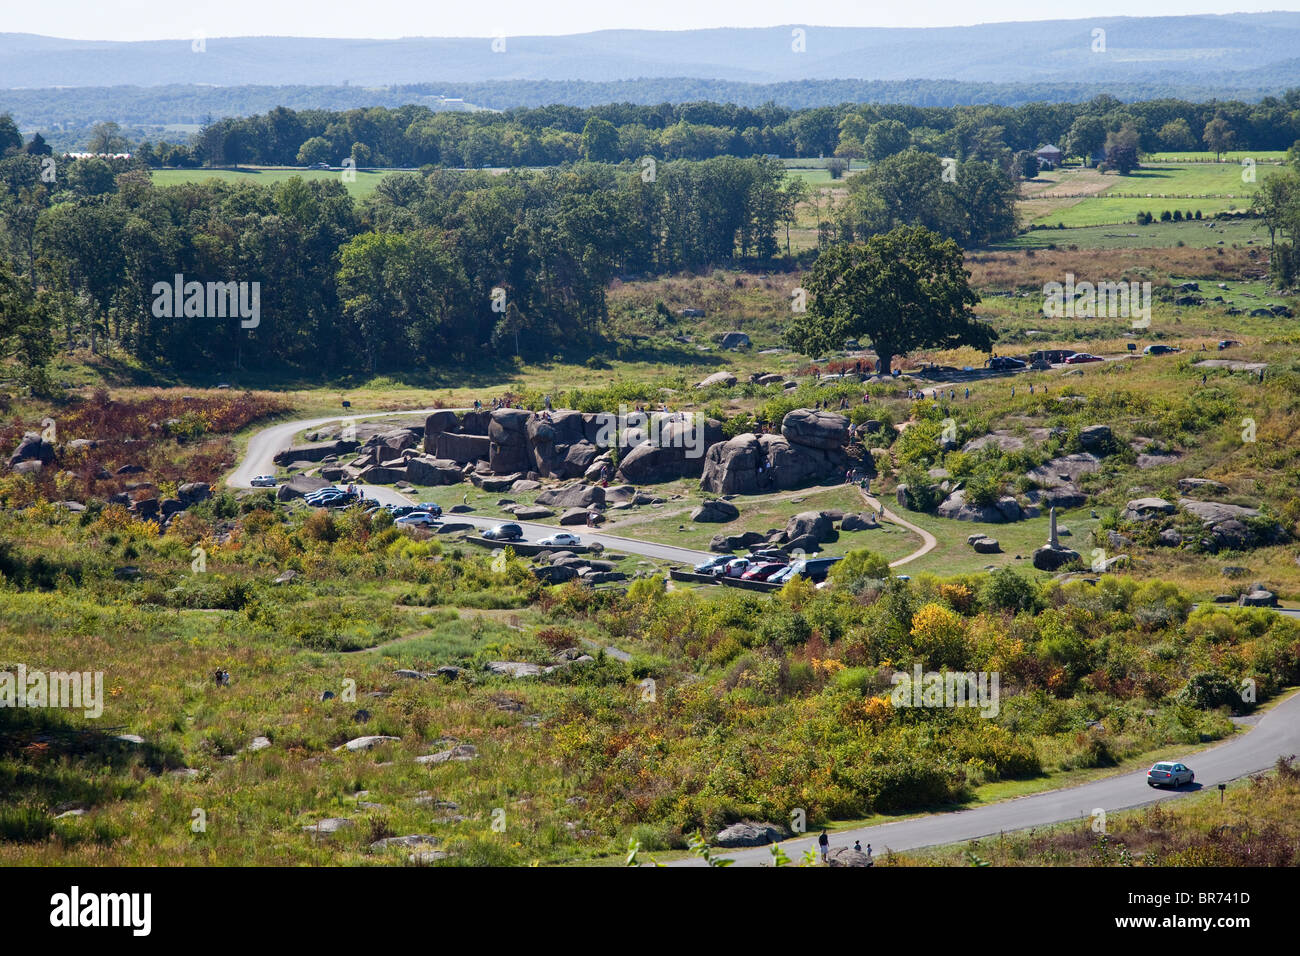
top-left (151, 166), bottom-right (397, 198)
top-left (999, 216), bottom-right (1271, 250)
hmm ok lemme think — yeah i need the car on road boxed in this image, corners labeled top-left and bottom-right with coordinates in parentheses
top-left (416, 502), bottom-right (444, 517)
top-left (987, 356), bottom-right (1026, 370)
top-left (1065, 352), bottom-right (1104, 364)
top-left (250, 474), bottom-right (277, 487)
top-left (741, 562), bottom-right (787, 581)
top-left (1143, 344), bottom-right (1181, 356)
top-left (538, 532), bottom-right (581, 548)
top-left (395, 511), bottom-right (439, 528)
top-left (482, 523), bottom-right (523, 541)
top-left (1147, 761), bottom-right (1194, 788)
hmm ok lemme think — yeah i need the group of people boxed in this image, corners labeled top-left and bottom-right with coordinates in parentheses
top-left (816, 830), bottom-right (874, 865)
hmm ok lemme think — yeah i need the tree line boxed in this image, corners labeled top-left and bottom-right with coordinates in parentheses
top-left (0, 152), bottom-right (814, 377)
top-left (81, 91), bottom-right (1300, 172)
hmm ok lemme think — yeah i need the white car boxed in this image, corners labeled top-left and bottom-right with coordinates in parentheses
top-left (538, 532), bottom-right (581, 547)
top-left (394, 511), bottom-right (439, 528)
top-left (250, 475), bottom-right (277, 487)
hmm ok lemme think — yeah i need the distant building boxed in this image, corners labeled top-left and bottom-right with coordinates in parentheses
top-left (1034, 144), bottom-right (1063, 169)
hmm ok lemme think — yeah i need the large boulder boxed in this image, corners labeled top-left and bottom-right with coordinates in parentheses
top-left (712, 821), bottom-right (789, 848)
top-left (1180, 499), bottom-right (1283, 549)
top-left (488, 409), bottom-right (532, 474)
top-left (1124, 498), bottom-right (1176, 522)
top-left (785, 511), bottom-right (835, 543)
top-left (7, 432), bottom-right (55, 469)
top-left (423, 410), bottom-right (461, 444)
top-left (1078, 424), bottom-right (1114, 454)
top-left (273, 439), bottom-right (358, 466)
top-left (696, 371), bottom-right (737, 389)
top-left (358, 464), bottom-right (407, 484)
top-left (720, 331), bottom-right (751, 350)
top-left (405, 456), bottom-right (464, 485)
top-left (826, 847), bottom-right (874, 867)
top-left (938, 490), bottom-right (1022, 523)
top-left (177, 482), bottom-right (211, 504)
top-left (971, 536), bottom-right (1001, 553)
top-left (1178, 477), bottom-right (1229, 495)
top-left (560, 441), bottom-right (600, 480)
top-left (781, 408), bottom-right (850, 451)
top-left (700, 432), bottom-right (848, 495)
top-left (1027, 453), bottom-right (1101, 490)
top-left (840, 512), bottom-right (877, 532)
top-left (536, 483), bottom-right (605, 510)
top-left (692, 499), bottom-right (740, 523)
top-left (616, 418), bottom-right (722, 484)
top-left (1033, 545), bottom-right (1081, 571)
top-left (435, 432), bottom-right (491, 463)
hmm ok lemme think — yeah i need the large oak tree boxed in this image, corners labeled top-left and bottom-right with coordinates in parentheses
top-left (786, 225), bottom-right (994, 374)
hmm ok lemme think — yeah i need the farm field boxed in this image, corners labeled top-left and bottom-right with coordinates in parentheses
top-left (151, 166), bottom-right (401, 198)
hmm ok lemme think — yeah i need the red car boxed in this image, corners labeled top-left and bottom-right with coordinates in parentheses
top-left (1064, 352), bottom-right (1103, 364)
top-left (741, 562), bottom-right (787, 581)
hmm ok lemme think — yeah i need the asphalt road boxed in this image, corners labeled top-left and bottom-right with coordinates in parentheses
top-left (226, 408), bottom-right (714, 565)
top-left (670, 689), bottom-right (1300, 866)
top-left (229, 410), bottom-right (1300, 863)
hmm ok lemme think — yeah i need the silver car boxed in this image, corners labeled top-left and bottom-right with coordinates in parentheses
top-left (1147, 761), bottom-right (1194, 788)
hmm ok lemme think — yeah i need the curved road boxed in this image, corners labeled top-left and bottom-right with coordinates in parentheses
top-left (227, 409), bottom-right (938, 567)
top-left (672, 688), bottom-right (1300, 866)
top-left (228, 410), bottom-right (1299, 863)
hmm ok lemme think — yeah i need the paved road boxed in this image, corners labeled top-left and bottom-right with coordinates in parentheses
top-left (226, 408), bottom-right (715, 565)
top-left (670, 688), bottom-right (1300, 866)
top-left (227, 411), bottom-right (936, 567)
top-left (229, 410), bottom-right (1300, 863)
top-left (227, 408), bottom-right (445, 489)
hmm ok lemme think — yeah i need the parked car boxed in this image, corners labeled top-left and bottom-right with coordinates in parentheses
top-left (395, 511), bottom-right (439, 528)
top-left (747, 549), bottom-right (790, 563)
top-left (385, 505), bottom-right (418, 518)
top-left (305, 486), bottom-right (349, 502)
top-left (777, 556), bottom-right (844, 584)
top-left (1143, 344), bottom-right (1181, 356)
top-left (767, 565), bottom-right (795, 585)
top-left (538, 532), bottom-right (581, 547)
top-left (1065, 352), bottom-right (1103, 364)
top-left (987, 356), bottom-right (1026, 370)
top-left (1218, 340), bottom-right (1242, 350)
top-left (694, 555), bottom-right (732, 574)
top-left (416, 502), bottom-right (444, 517)
top-left (741, 562), bottom-right (787, 581)
top-left (482, 523), bottom-right (523, 541)
top-left (722, 558), bottom-right (752, 578)
top-left (1147, 761), bottom-right (1194, 788)
top-left (250, 474), bottom-right (277, 487)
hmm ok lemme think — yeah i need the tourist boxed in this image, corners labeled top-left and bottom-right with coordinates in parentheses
top-left (818, 829), bottom-right (830, 863)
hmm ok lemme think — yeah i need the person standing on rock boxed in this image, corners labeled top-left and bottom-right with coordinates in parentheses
top-left (818, 829), bottom-right (829, 863)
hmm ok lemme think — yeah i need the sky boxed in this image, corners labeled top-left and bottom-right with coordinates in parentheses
top-left (3, 1), bottom-right (1299, 41)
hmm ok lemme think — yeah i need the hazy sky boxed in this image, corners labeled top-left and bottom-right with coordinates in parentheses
top-left (4, 1), bottom-right (1299, 41)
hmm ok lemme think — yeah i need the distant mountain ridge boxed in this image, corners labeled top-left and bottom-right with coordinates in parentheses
top-left (3, 14), bottom-right (1300, 89)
